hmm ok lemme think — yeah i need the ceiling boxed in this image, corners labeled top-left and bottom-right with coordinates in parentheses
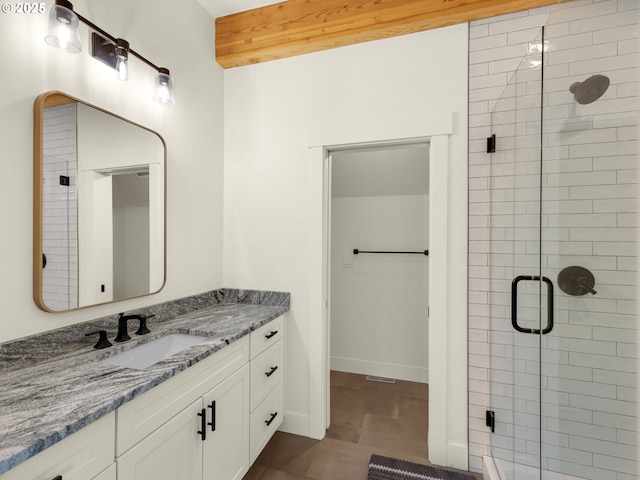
top-left (195, 0), bottom-right (280, 18)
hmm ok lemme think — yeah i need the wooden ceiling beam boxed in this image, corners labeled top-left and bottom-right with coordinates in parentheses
top-left (215, 0), bottom-right (562, 69)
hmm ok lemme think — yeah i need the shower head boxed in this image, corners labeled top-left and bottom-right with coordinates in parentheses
top-left (569, 74), bottom-right (610, 105)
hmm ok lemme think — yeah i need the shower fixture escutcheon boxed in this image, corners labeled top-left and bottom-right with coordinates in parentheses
top-left (557, 266), bottom-right (596, 296)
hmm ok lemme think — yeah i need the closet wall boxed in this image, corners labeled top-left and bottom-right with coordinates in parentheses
top-left (330, 145), bottom-right (429, 383)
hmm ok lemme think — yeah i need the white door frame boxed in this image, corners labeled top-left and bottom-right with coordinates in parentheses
top-left (307, 110), bottom-right (468, 469)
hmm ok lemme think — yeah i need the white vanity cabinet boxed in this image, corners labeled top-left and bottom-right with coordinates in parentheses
top-left (0, 412), bottom-right (115, 480)
top-left (116, 337), bottom-right (250, 480)
top-left (249, 316), bottom-right (285, 463)
top-left (1, 314), bottom-right (286, 480)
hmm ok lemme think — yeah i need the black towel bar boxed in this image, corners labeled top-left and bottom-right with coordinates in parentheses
top-left (353, 249), bottom-right (428, 256)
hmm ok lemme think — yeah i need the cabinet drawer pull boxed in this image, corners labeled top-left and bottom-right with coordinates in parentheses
top-left (265, 412), bottom-right (278, 426)
top-left (265, 366), bottom-right (279, 377)
top-left (52, 476), bottom-right (62, 480)
top-left (197, 408), bottom-right (206, 441)
top-left (264, 330), bottom-right (278, 339)
top-left (207, 400), bottom-right (216, 432)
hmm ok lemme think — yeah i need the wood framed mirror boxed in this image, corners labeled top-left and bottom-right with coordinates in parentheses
top-left (33, 91), bottom-right (166, 312)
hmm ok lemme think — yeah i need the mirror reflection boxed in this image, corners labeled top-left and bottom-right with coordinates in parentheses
top-left (34, 92), bottom-right (166, 312)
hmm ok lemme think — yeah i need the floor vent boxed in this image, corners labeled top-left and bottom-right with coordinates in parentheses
top-left (366, 375), bottom-right (396, 384)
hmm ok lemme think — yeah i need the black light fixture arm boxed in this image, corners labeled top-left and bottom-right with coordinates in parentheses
top-left (129, 49), bottom-right (163, 73)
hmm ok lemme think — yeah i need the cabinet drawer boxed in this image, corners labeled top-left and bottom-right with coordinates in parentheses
top-left (250, 339), bottom-right (283, 411)
top-left (116, 336), bottom-right (249, 456)
top-left (0, 412), bottom-right (115, 480)
top-left (250, 315), bottom-right (284, 359)
top-left (249, 381), bottom-right (283, 464)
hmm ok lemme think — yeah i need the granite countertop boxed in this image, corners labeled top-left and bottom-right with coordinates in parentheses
top-left (0, 289), bottom-right (289, 476)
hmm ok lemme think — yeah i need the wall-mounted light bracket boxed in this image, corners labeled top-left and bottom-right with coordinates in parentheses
top-left (91, 32), bottom-right (118, 69)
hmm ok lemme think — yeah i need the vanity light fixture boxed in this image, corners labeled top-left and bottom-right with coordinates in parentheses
top-left (45, 0), bottom-right (174, 106)
top-left (44, 0), bottom-right (81, 53)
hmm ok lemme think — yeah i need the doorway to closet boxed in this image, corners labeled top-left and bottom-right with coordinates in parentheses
top-left (327, 142), bottom-right (430, 458)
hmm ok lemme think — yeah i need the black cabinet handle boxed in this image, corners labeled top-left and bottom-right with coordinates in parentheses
top-left (52, 476), bottom-right (62, 480)
top-left (265, 330), bottom-right (278, 339)
top-left (511, 275), bottom-right (554, 335)
top-left (207, 401), bottom-right (216, 432)
top-left (265, 366), bottom-right (279, 377)
top-left (265, 412), bottom-right (278, 426)
top-left (197, 409), bottom-right (206, 441)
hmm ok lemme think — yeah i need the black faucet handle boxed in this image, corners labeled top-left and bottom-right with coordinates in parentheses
top-left (135, 314), bottom-right (155, 335)
top-left (86, 330), bottom-right (113, 349)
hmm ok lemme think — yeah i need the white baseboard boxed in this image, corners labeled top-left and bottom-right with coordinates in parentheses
top-left (279, 411), bottom-right (313, 438)
top-left (331, 355), bottom-right (428, 383)
top-left (446, 442), bottom-right (469, 471)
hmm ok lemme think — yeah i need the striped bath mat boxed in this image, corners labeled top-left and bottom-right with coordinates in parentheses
top-left (367, 455), bottom-right (478, 480)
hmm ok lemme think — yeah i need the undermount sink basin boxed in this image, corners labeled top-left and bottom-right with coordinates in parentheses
top-left (100, 333), bottom-right (208, 370)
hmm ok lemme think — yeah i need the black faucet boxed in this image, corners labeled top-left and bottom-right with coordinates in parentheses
top-left (114, 313), bottom-right (156, 342)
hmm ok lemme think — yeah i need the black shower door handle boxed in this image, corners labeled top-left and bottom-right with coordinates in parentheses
top-left (511, 275), bottom-right (554, 334)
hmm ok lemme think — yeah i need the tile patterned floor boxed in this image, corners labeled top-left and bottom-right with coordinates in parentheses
top-left (243, 371), bottom-right (481, 480)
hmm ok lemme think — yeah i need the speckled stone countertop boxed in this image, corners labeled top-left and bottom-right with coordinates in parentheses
top-left (0, 288), bottom-right (289, 475)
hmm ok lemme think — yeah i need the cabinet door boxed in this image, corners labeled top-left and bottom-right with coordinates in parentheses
top-left (117, 399), bottom-right (203, 480)
top-left (202, 364), bottom-right (250, 480)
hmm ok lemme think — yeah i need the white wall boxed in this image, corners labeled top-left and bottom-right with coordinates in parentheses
top-left (223, 24), bottom-right (469, 467)
top-left (331, 193), bottom-right (429, 383)
top-left (0, 0), bottom-right (223, 341)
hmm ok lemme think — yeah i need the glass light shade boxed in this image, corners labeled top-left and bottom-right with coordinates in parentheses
top-left (115, 56), bottom-right (129, 81)
top-left (153, 70), bottom-right (175, 106)
top-left (44, 3), bottom-right (81, 53)
top-left (114, 39), bottom-right (129, 81)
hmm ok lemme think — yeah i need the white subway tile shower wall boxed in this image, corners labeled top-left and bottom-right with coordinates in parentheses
top-left (468, 1), bottom-right (638, 478)
top-left (42, 103), bottom-right (77, 311)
